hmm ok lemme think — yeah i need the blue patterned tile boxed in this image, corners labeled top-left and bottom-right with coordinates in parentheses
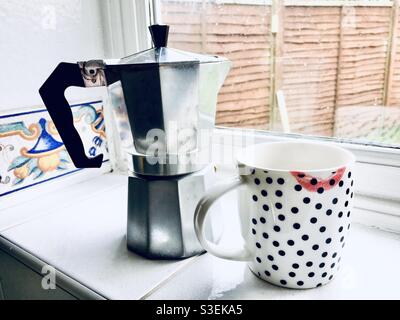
top-left (0, 101), bottom-right (109, 197)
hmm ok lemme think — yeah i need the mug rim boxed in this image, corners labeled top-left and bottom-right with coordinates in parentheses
top-left (237, 141), bottom-right (356, 173)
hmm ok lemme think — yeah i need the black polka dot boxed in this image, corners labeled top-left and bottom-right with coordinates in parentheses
top-left (351, 180), bottom-right (354, 187)
top-left (273, 225), bottom-right (281, 232)
top-left (263, 232), bottom-right (269, 239)
top-left (252, 218), bottom-right (257, 225)
top-left (291, 207), bottom-right (299, 214)
top-left (297, 281), bottom-right (304, 286)
top-left (293, 223), bottom-right (301, 230)
top-left (351, 192), bottom-right (354, 198)
top-left (302, 234), bottom-right (309, 241)
top-left (273, 241), bottom-right (279, 247)
top-left (275, 202), bottom-right (282, 209)
top-left (278, 214), bottom-right (285, 221)
top-left (256, 257), bottom-right (261, 263)
top-left (315, 203), bottom-right (322, 210)
top-left (252, 228), bottom-right (256, 235)
top-left (347, 211), bottom-right (351, 218)
top-left (310, 178), bottom-right (318, 185)
top-left (322, 252), bottom-right (328, 258)
top-left (332, 252), bottom-right (337, 259)
top-left (312, 244), bottom-right (319, 250)
top-left (294, 185), bottom-right (302, 192)
top-left (252, 195), bottom-right (258, 202)
top-left (340, 236), bottom-right (344, 242)
top-left (348, 172), bottom-right (352, 178)
top-left (348, 223), bottom-right (351, 230)
top-left (338, 226), bottom-right (343, 233)
top-left (345, 201), bottom-right (349, 207)
top-left (329, 275), bottom-right (334, 280)
top-left (287, 240), bottom-right (295, 246)
top-left (251, 169), bottom-right (255, 175)
top-left (272, 265), bottom-right (278, 271)
top-left (261, 190), bottom-right (268, 197)
top-left (317, 187), bottom-right (324, 194)
top-left (298, 173), bottom-right (305, 178)
top-left (289, 272), bottom-right (296, 278)
top-left (310, 217), bottom-right (317, 224)
top-left (317, 283), bottom-right (322, 287)
top-left (325, 238), bottom-right (332, 244)
top-left (332, 198), bottom-right (338, 204)
top-left (275, 190), bottom-right (283, 197)
top-left (338, 211), bottom-right (343, 218)
top-left (280, 280), bottom-right (287, 285)
top-left (266, 177), bottom-right (273, 184)
top-left (329, 179), bottom-right (336, 186)
top-left (277, 178), bottom-right (285, 185)
top-left (263, 204), bottom-right (269, 211)
top-left (326, 209), bottom-right (332, 216)
top-left (297, 250), bottom-right (304, 256)
top-left (260, 217), bottom-right (266, 224)
top-left (254, 178), bottom-right (260, 185)
top-left (292, 263), bottom-right (299, 269)
top-left (278, 250), bottom-right (285, 256)
top-left (339, 181), bottom-right (344, 187)
top-left (319, 226), bottom-right (326, 233)
top-left (319, 263), bottom-right (325, 268)
top-left (308, 272), bottom-right (315, 278)
top-left (256, 242), bottom-right (261, 249)
top-left (346, 188), bottom-right (350, 195)
top-left (322, 272), bottom-right (327, 278)
top-left (265, 270), bottom-right (271, 277)
top-left (303, 197), bottom-right (311, 204)
top-left (342, 242), bottom-right (345, 248)
top-left (268, 255), bottom-right (274, 261)
top-left (306, 261), bottom-right (313, 267)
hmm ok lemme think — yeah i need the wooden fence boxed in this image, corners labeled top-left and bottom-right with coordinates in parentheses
top-left (161, 0), bottom-right (400, 143)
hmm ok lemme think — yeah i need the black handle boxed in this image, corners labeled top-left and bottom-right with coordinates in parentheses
top-left (39, 62), bottom-right (103, 168)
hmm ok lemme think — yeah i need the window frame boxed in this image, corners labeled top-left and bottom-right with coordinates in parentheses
top-left (108, 0), bottom-right (400, 231)
top-left (100, 0), bottom-right (152, 57)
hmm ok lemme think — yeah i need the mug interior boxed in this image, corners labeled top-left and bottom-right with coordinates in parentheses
top-left (237, 142), bottom-right (355, 172)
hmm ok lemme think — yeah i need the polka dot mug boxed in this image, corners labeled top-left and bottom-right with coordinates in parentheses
top-left (195, 142), bottom-right (356, 289)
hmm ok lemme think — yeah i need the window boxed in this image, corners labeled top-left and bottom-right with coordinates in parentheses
top-left (158, 0), bottom-right (400, 147)
top-left (155, 0), bottom-right (400, 228)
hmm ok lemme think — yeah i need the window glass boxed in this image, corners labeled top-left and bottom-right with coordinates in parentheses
top-left (160, 0), bottom-right (400, 146)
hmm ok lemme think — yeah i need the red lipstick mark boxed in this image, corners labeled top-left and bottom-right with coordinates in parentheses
top-left (290, 167), bottom-right (346, 192)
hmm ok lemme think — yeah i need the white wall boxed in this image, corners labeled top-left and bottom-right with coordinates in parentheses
top-left (0, 0), bottom-right (106, 111)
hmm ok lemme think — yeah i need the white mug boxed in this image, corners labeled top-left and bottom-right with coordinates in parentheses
top-left (195, 142), bottom-right (356, 289)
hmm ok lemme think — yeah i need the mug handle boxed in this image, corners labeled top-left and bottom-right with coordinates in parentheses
top-left (194, 177), bottom-right (252, 261)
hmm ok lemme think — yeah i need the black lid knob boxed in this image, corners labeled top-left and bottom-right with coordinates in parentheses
top-left (149, 24), bottom-right (169, 48)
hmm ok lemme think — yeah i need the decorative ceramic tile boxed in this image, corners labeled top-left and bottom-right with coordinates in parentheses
top-left (0, 101), bottom-right (109, 197)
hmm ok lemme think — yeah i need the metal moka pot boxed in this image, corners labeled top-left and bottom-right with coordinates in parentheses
top-left (39, 25), bottom-right (230, 259)
top-left (39, 25), bottom-right (231, 176)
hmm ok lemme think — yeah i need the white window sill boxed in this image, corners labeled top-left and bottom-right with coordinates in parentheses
top-left (0, 173), bottom-right (399, 300)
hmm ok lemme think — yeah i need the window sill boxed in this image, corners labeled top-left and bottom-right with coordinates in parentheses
top-left (0, 174), bottom-right (399, 300)
top-left (147, 224), bottom-right (400, 300)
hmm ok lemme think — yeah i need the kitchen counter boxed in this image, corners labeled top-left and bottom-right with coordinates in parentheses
top-left (0, 174), bottom-right (399, 300)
